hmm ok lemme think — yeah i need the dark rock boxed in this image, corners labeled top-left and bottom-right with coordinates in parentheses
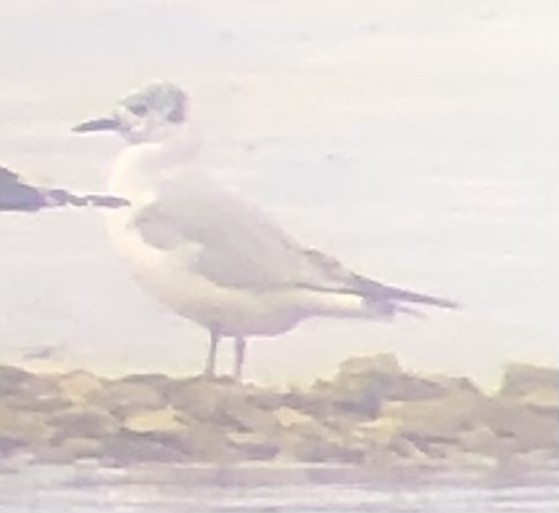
top-left (0, 367), bottom-right (68, 412)
top-left (483, 399), bottom-right (559, 454)
top-left (500, 364), bottom-right (558, 397)
top-left (0, 165), bottom-right (128, 212)
top-left (50, 407), bottom-right (118, 442)
top-left (0, 436), bottom-right (25, 456)
top-left (499, 363), bottom-right (558, 415)
top-left (0, 404), bottom-right (54, 447)
top-left (99, 430), bottom-right (188, 465)
top-left (166, 379), bottom-right (277, 434)
top-left (227, 431), bottom-right (281, 460)
top-left (0, 366), bottom-right (33, 394)
top-left (0, 167), bottom-right (46, 211)
top-left (333, 354), bottom-right (452, 403)
top-left (90, 380), bottom-right (165, 418)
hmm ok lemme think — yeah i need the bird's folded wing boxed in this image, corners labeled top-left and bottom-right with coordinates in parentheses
top-left (132, 174), bottom-right (456, 311)
top-left (132, 179), bottom-right (361, 293)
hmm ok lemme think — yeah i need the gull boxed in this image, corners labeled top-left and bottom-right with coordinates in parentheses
top-left (73, 81), bottom-right (456, 381)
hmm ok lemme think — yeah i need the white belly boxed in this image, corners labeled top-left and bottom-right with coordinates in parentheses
top-left (104, 207), bottom-right (304, 337)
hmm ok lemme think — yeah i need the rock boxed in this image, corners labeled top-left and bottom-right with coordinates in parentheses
top-left (99, 430), bottom-right (188, 465)
top-left (38, 437), bottom-right (103, 464)
top-left (227, 431), bottom-right (280, 460)
top-left (499, 364), bottom-right (559, 414)
top-left (182, 422), bottom-right (234, 462)
top-left (355, 417), bottom-right (403, 448)
top-left (274, 406), bottom-right (315, 428)
top-left (0, 356), bottom-right (555, 469)
top-left (90, 380), bottom-right (165, 418)
top-left (483, 399), bottom-right (558, 454)
top-left (489, 364), bottom-right (559, 458)
top-left (0, 436), bottom-right (26, 456)
top-left (376, 387), bottom-right (488, 458)
top-left (123, 407), bottom-right (184, 434)
top-left (515, 388), bottom-right (559, 412)
top-left (457, 423), bottom-right (500, 455)
top-left (0, 405), bottom-right (54, 449)
top-left (330, 354), bottom-right (456, 407)
top-left (167, 379), bottom-right (277, 434)
top-left (165, 379), bottom-right (226, 419)
top-left (50, 407), bottom-right (118, 441)
top-left (314, 376), bottom-right (381, 418)
top-left (282, 365), bottom-right (384, 420)
top-left (283, 428), bottom-right (365, 463)
top-left (289, 354), bottom-right (451, 424)
top-left (0, 167), bottom-right (47, 211)
top-left (0, 166), bottom-right (128, 212)
top-left (120, 373), bottom-right (173, 391)
top-left (385, 436), bottom-right (431, 464)
top-left (57, 371), bottom-right (104, 405)
top-left (0, 366), bottom-right (33, 394)
top-left (500, 363), bottom-right (558, 397)
top-left (0, 367), bottom-right (67, 412)
top-left (58, 437), bottom-right (102, 459)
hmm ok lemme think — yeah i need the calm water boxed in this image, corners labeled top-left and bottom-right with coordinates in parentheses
top-left (1, 464), bottom-right (557, 513)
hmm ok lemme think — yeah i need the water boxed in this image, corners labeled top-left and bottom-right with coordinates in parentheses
top-left (1, 464), bottom-right (557, 513)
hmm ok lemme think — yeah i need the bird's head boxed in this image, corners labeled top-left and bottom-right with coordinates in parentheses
top-left (72, 81), bottom-right (188, 143)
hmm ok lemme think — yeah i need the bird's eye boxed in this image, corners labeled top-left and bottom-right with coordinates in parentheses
top-left (129, 104), bottom-right (148, 116)
top-left (168, 105), bottom-right (184, 123)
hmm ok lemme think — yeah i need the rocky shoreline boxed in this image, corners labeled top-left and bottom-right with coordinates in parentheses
top-left (0, 354), bottom-right (557, 475)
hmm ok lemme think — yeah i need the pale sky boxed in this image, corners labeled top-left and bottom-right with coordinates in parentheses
top-left (0, 0), bottom-right (557, 389)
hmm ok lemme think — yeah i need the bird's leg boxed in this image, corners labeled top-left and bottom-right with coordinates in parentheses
top-left (204, 326), bottom-right (220, 378)
top-left (233, 336), bottom-right (247, 383)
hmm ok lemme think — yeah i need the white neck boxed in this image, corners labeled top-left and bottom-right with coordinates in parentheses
top-left (108, 128), bottom-right (199, 201)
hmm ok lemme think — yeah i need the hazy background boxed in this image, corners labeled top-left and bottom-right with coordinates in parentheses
top-left (0, 0), bottom-right (557, 389)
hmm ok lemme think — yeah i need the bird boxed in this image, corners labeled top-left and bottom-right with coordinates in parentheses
top-left (72, 81), bottom-right (456, 381)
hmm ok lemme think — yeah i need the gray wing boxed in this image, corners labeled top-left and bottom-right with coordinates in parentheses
top-left (133, 178), bottom-right (341, 290)
top-left (133, 177), bottom-right (456, 310)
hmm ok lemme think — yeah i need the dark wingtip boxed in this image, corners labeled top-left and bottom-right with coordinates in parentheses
top-left (431, 298), bottom-right (460, 309)
top-left (391, 288), bottom-right (460, 309)
top-left (356, 276), bottom-right (459, 310)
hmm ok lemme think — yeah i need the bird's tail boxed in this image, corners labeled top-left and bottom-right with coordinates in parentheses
top-left (354, 275), bottom-right (458, 317)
